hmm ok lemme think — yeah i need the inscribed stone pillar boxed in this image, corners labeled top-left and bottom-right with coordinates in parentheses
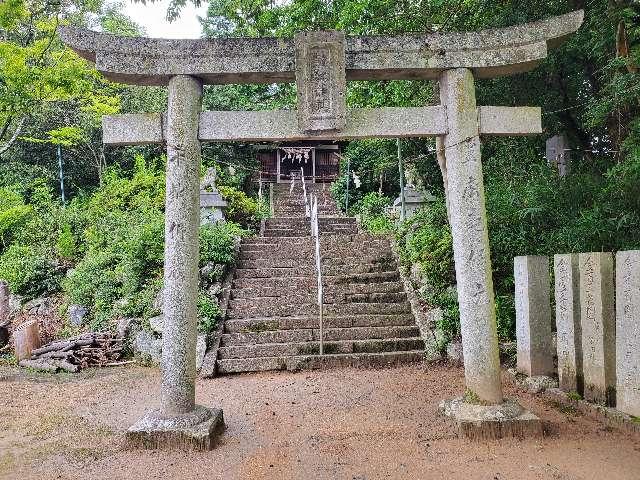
top-left (579, 252), bottom-right (616, 406)
top-left (514, 256), bottom-right (554, 377)
top-left (439, 68), bottom-right (503, 405)
top-left (615, 250), bottom-right (640, 416)
top-left (554, 254), bottom-right (583, 393)
top-left (162, 75), bottom-right (203, 415)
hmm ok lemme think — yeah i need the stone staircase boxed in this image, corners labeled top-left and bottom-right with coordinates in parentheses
top-left (215, 182), bottom-right (424, 374)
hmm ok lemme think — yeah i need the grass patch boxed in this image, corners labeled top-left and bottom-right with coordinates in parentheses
top-left (463, 388), bottom-right (489, 406)
top-left (551, 401), bottom-right (581, 417)
top-left (567, 391), bottom-right (582, 401)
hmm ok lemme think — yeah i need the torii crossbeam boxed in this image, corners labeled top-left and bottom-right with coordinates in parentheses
top-left (60, 9), bottom-right (583, 447)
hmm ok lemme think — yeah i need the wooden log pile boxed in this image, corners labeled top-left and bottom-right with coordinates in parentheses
top-left (18, 332), bottom-right (125, 373)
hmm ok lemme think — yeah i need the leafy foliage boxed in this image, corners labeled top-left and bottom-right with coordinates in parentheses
top-left (351, 192), bottom-right (394, 234)
top-left (218, 185), bottom-right (268, 231)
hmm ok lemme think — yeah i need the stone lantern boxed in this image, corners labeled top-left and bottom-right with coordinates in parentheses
top-left (200, 167), bottom-right (227, 225)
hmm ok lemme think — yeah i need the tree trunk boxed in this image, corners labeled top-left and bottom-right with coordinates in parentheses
top-left (0, 117), bottom-right (26, 157)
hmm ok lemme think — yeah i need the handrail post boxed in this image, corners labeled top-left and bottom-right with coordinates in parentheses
top-left (269, 182), bottom-right (274, 216)
top-left (311, 195), bottom-right (323, 356)
top-left (301, 167), bottom-right (310, 218)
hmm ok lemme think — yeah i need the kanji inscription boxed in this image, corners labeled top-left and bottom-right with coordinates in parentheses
top-left (294, 31), bottom-right (346, 133)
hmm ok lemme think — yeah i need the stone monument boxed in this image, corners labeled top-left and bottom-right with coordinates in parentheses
top-left (514, 256), bottom-right (554, 377)
top-left (554, 253), bottom-right (583, 393)
top-left (579, 252), bottom-right (616, 406)
top-left (615, 250), bottom-right (640, 416)
top-left (60, 9), bottom-right (584, 444)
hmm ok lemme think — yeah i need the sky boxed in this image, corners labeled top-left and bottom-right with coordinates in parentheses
top-left (123, 0), bottom-right (208, 38)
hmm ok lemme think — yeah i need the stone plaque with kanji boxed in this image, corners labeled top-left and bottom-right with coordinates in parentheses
top-left (294, 31), bottom-right (347, 133)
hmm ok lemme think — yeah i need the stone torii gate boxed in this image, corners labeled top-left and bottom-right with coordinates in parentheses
top-left (61, 10), bottom-right (583, 447)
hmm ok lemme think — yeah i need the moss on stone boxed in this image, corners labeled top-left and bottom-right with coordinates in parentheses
top-left (463, 388), bottom-right (489, 406)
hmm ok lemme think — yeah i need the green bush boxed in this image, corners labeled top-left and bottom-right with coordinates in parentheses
top-left (352, 192), bottom-right (394, 234)
top-left (396, 199), bottom-right (459, 347)
top-left (218, 185), bottom-right (265, 231)
top-left (0, 244), bottom-right (62, 297)
top-left (61, 159), bottom-right (167, 329)
top-left (0, 188), bottom-right (34, 249)
top-left (200, 221), bottom-right (244, 267)
top-left (56, 222), bottom-right (77, 261)
top-left (197, 292), bottom-right (221, 334)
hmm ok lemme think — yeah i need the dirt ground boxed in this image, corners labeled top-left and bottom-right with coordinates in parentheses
top-left (1, 363), bottom-right (639, 480)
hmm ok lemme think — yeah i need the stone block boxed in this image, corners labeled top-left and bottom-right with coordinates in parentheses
top-left (554, 254), bottom-right (583, 393)
top-left (514, 256), bottom-right (554, 377)
top-left (440, 397), bottom-right (543, 440)
top-left (579, 252), bottom-right (616, 406)
top-left (133, 330), bottom-right (162, 365)
top-left (294, 31), bottom-right (346, 133)
top-left (546, 133), bottom-right (571, 176)
top-left (149, 315), bottom-right (164, 334)
top-left (127, 405), bottom-right (224, 451)
top-left (616, 250), bottom-right (640, 417)
top-left (102, 113), bottom-right (163, 145)
top-left (67, 304), bottom-right (88, 327)
top-left (478, 106), bottom-right (542, 136)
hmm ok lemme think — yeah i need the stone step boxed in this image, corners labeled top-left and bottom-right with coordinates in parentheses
top-left (238, 245), bottom-right (392, 259)
top-left (232, 276), bottom-right (316, 289)
top-left (237, 255), bottom-right (396, 270)
top-left (216, 350), bottom-right (424, 374)
top-left (262, 227), bottom-right (359, 237)
top-left (221, 325), bottom-right (420, 346)
top-left (224, 314), bottom-right (417, 333)
top-left (230, 281), bottom-right (405, 298)
top-left (231, 271), bottom-right (401, 289)
top-left (218, 337), bottom-right (425, 359)
top-left (263, 230), bottom-right (309, 237)
top-left (229, 291), bottom-right (407, 306)
top-left (234, 262), bottom-right (397, 279)
top-left (227, 299), bottom-right (412, 318)
top-left (240, 233), bottom-right (388, 246)
top-left (266, 216), bottom-right (355, 224)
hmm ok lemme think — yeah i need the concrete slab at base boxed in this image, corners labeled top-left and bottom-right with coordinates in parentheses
top-left (440, 397), bottom-right (543, 440)
top-left (127, 405), bottom-right (224, 451)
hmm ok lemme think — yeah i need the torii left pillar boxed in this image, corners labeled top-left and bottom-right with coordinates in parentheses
top-left (127, 75), bottom-right (224, 450)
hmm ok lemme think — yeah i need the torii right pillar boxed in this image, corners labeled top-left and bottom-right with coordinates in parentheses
top-left (438, 68), bottom-right (543, 440)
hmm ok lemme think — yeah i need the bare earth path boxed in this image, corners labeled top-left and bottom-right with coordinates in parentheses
top-left (1, 363), bottom-right (639, 479)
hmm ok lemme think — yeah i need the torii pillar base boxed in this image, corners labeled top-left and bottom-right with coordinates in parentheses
top-left (440, 397), bottom-right (543, 441)
top-left (127, 405), bottom-right (224, 451)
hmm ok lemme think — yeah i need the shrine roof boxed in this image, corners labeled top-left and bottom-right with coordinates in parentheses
top-left (60, 10), bottom-right (583, 86)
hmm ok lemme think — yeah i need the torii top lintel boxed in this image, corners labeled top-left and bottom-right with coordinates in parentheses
top-left (60, 10), bottom-right (583, 87)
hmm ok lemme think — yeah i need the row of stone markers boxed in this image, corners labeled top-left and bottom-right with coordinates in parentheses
top-left (515, 252), bottom-right (640, 417)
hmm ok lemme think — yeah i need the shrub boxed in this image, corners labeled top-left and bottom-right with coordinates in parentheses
top-left (352, 192), bottom-right (394, 234)
top-left (0, 188), bottom-right (34, 249)
top-left (199, 221), bottom-right (244, 267)
top-left (56, 222), bottom-right (77, 261)
top-left (0, 244), bottom-right (62, 297)
top-left (218, 185), bottom-right (265, 231)
top-left (197, 292), bottom-right (221, 334)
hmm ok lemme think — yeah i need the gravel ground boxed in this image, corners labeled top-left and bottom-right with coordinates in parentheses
top-left (1, 363), bottom-right (639, 480)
